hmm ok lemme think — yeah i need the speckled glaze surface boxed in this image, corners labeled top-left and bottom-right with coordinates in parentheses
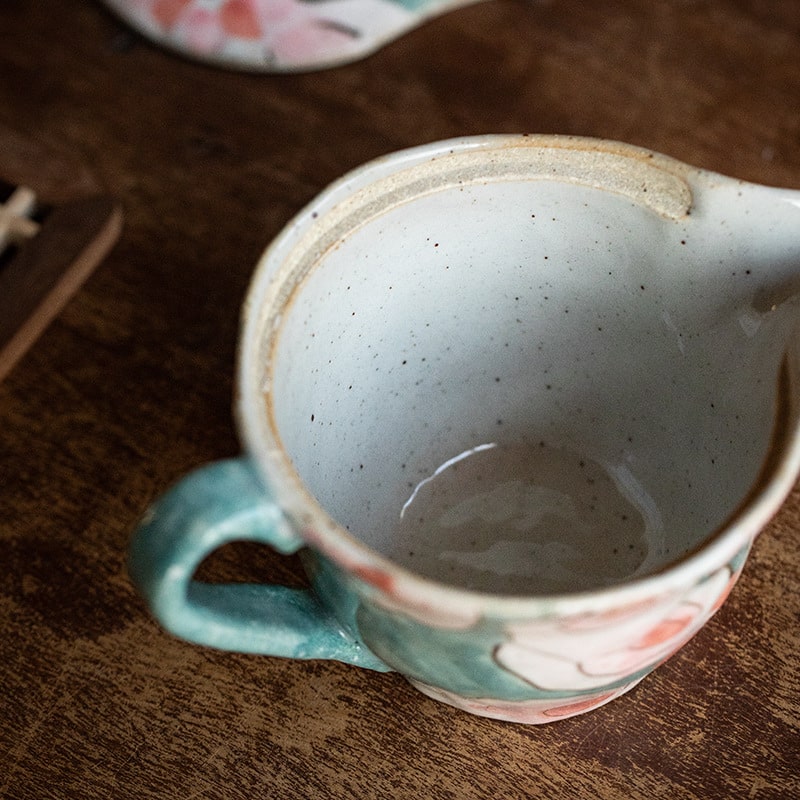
top-left (130, 135), bottom-right (800, 723)
top-left (101, 0), bottom-right (482, 71)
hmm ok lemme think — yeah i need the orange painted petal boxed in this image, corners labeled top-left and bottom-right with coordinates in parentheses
top-left (220, 0), bottom-right (262, 39)
top-left (543, 691), bottom-right (615, 718)
top-left (634, 613), bottom-right (694, 650)
top-left (153, 0), bottom-right (191, 28)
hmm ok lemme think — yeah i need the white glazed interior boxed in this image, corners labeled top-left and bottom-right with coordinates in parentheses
top-left (238, 136), bottom-right (800, 605)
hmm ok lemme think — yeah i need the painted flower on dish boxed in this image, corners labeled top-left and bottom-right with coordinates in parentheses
top-left (103, 0), bottom-right (428, 69)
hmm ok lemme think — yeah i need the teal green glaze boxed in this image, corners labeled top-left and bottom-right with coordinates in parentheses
top-left (128, 458), bottom-right (390, 670)
top-left (355, 599), bottom-right (647, 701)
top-left (730, 542), bottom-right (751, 573)
top-left (304, 544), bottom-right (747, 702)
top-left (129, 459), bottom-right (752, 701)
top-left (356, 604), bottom-right (564, 701)
top-left (301, 549), bottom-right (367, 644)
top-left (305, 550), bottom-right (641, 701)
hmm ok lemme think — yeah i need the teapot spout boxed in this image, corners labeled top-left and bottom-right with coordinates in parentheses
top-left (749, 188), bottom-right (800, 313)
top-left (688, 177), bottom-right (800, 313)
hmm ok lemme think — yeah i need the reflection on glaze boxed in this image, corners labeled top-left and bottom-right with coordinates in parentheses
top-left (391, 441), bottom-right (665, 594)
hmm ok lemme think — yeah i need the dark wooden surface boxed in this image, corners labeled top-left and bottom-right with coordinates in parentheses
top-left (1, 1), bottom-right (799, 797)
top-left (0, 194), bottom-right (122, 381)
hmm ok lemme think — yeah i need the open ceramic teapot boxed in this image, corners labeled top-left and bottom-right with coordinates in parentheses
top-left (130, 136), bottom-right (800, 722)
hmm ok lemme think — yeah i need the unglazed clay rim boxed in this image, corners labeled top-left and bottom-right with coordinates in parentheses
top-left (237, 134), bottom-right (800, 616)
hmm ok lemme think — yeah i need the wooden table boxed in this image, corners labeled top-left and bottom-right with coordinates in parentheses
top-left (1, 1), bottom-right (798, 797)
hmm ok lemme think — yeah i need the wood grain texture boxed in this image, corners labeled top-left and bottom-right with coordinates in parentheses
top-left (0, 1), bottom-right (798, 798)
top-left (0, 195), bottom-right (122, 382)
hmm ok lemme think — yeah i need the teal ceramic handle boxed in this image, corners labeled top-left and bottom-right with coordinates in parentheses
top-left (129, 458), bottom-right (390, 670)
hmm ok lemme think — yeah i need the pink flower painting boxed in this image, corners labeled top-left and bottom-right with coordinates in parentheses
top-left (103, 0), bottom-right (421, 70)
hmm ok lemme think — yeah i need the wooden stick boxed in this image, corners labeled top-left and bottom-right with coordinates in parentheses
top-left (0, 194), bottom-right (122, 382)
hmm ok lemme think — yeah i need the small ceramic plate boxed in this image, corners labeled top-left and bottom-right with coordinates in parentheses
top-left (102, 0), bottom-right (483, 72)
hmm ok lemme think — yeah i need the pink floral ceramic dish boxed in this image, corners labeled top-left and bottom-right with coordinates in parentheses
top-left (101, 0), bottom-right (482, 71)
